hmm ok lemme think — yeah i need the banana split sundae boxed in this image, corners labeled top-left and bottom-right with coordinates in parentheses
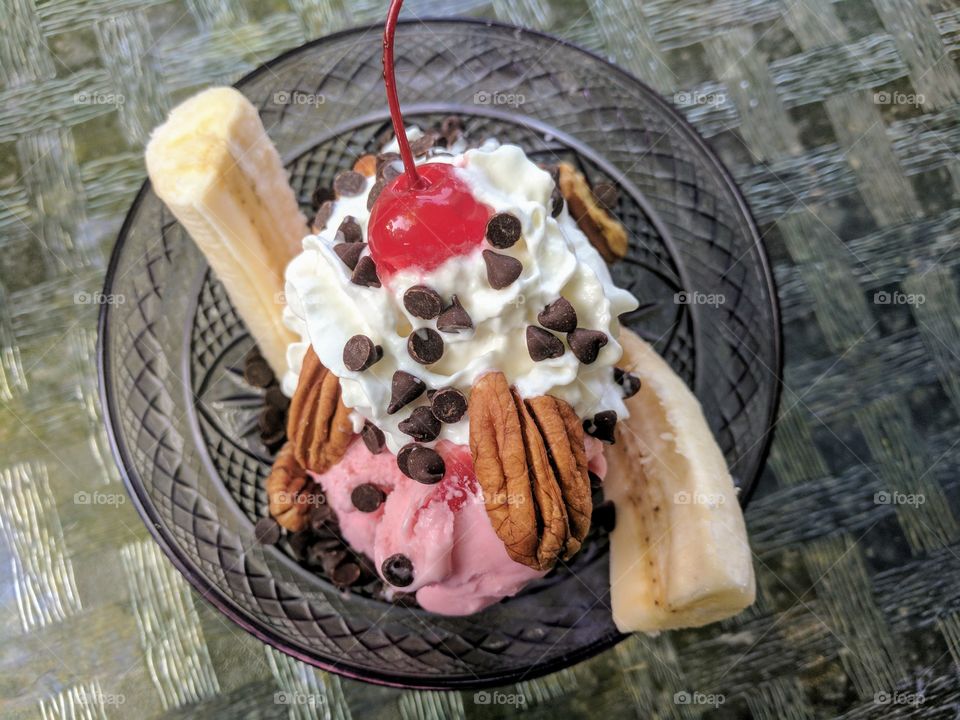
top-left (144, 0), bottom-right (754, 631)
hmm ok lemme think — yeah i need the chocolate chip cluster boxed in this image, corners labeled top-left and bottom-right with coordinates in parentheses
top-left (478, 209), bottom-right (639, 445)
top-left (243, 347), bottom-right (289, 453)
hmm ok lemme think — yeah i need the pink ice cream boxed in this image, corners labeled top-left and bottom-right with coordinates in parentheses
top-left (314, 436), bottom-right (607, 615)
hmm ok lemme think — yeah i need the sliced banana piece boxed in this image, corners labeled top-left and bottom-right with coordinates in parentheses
top-left (146, 86), bottom-right (307, 375)
top-left (605, 328), bottom-right (755, 633)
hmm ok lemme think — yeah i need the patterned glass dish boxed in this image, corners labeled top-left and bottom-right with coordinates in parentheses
top-left (98, 20), bottom-right (782, 689)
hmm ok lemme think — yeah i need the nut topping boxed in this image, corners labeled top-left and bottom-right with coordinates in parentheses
top-left (286, 347), bottom-right (354, 473)
top-left (266, 442), bottom-right (322, 532)
top-left (468, 372), bottom-right (592, 570)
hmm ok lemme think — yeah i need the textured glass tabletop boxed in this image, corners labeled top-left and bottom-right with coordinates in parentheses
top-left (2, 0), bottom-right (959, 718)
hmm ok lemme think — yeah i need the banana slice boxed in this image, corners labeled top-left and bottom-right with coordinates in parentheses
top-left (605, 328), bottom-right (755, 633)
top-left (146, 87), bottom-right (307, 375)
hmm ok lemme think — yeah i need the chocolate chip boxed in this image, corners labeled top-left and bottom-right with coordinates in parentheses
top-left (332, 562), bottom-right (362, 587)
top-left (406, 446), bottom-right (445, 484)
top-left (367, 178), bottom-right (386, 210)
top-left (379, 160), bottom-right (402, 182)
top-left (351, 483), bottom-right (385, 513)
top-left (483, 250), bottom-right (522, 289)
top-left (313, 200), bottom-right (334, 230)
top-left (538, 297), bottom-right (578, 333)
top-left (355, 553), bottom-right (379, 583)
top-left (381, 553), bottom-right (414, 586)
top-left (568, 328), bottom-right (608, 364)
top-left (311, 185), bottom-right (335, 209)
top-left (376, 151), bottom-right (400, 174)
top-left (436, 295), bottom-right (472, 333)
top-left (431, 387), bottom-right (467, 423)
top-left (388, 370), bottom-right (426, 414)
top-left (265, 386), bottom-right (290, 411)
top-left (343, 335), bottom-right (382, 372)
top-left (583, 410), bottom-right (617, 443)
top-left (324, 549), bottom-right (349, 572)
top-left (333, 242), bottom-right (366, 271)
top-left (310, 545), bottom-right (345, 571)
top-left (407, 328), bottom-right (443, 364)
top-left (260, 426), bottom-right (286, 454)
top-left (288, 530), bottom-right (312, 560)
top-left (550, 189), bottom-right (564, 218)
top-left (588, 470), bottom-right (603, 489)
top-left (308, 500), bottom-right (335, 532)
top-left (351, 255), bottom-right (381, 287)
top-left (403, 285), bottom-right (443, 319)
top-left (244, 357), bottom-right (274, 388)
top-left (592, 500), bottom-right (616, 532)
top-left (526, 326), bottom-right (564, 361)
top-left (254, 516), bottom-right (281, 545)
top-left (410, 131), bottom-right (438, 156)
top-left (485, 212), bottom-right (522, 249)
top-left (259, 405), bottom-right (285, 435)
top-left (337, 216), bottom-right (363, 243)
top-left (614, 367), bottom-right (641, 398)
top-left (333, 170), bottom-right (367, 197)
top-left (592, 182), bottom-right (619, 212)
top-left (361, 421), bottom-right (386, 454)
top-left (311, 535), bottom-right (342, 553)
top-left (398, 406), bottom-right (441, 442)
top-left (392, 591), bottom-right (418, 607)
top-left (397, 443), bottom-right (416, 476)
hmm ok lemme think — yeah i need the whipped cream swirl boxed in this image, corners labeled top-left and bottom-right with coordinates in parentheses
top-left (282, 142), bottom-right (639, 453)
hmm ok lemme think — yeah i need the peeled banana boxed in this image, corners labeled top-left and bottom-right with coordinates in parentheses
top-left (145, 86), bottom-right (307, 375)
top-left (605, 328), bottom-right (755, 633)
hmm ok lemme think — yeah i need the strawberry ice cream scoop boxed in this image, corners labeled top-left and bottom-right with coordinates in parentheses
top-left (314, 440), bottom-right (543, 614)
top-left (313, 437), bottom-right (607, 614)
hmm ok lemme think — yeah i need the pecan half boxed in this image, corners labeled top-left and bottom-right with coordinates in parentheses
top-left (266, 442), bottom-right (321, 531)
top-left (526, 395), bottom-right (592, 558)
top-left (287, 347), bottom-right (353, 473)
top-left (468, 372), bottom-right (592, 570)
top-left (557, 162), bottom-right (628, 262)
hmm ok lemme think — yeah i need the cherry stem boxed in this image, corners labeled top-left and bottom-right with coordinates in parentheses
top-left (383, 0), bottom-right (424, 189)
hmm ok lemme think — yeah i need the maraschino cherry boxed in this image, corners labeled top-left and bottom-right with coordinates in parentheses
top-left (368, 0), bottom-right (491, 279)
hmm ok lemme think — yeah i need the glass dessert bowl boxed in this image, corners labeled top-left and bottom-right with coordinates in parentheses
top-left (99, 16), bottom-right (781, 689)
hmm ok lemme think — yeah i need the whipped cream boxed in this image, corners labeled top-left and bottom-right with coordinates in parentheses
top-left (282, 141), bottom-right (639, 453)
